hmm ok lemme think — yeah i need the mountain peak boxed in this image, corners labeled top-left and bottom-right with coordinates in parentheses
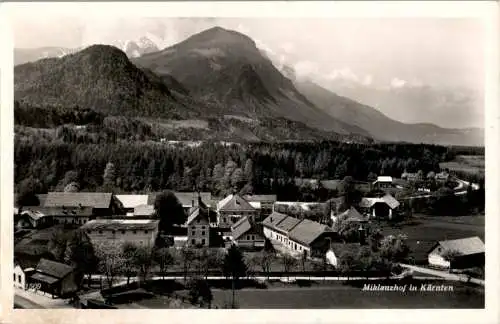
top-left (178, 26), bottom-right (256, 48)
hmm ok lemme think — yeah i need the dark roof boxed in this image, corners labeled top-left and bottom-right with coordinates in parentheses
top-left (186, 206), bottom-right (210, 225)
top-left (262, 212), bottom-right (289, 228)
top-left (275, 216), bottom-right (302, 233)
top-left (31, 272), bottom-right (60, 284)
top-left (217, 194), bottom-right (255, 212)
top-left (22, 206), bottom-right (93, 217)
top-left (81, 219), bottom-right (160, 231)
top-left (231, 216), bottom-right (253, 240)
top-left (147, 192), bottom-right (212, 207)
top-left (44, 192), bottom-right (113, 209)
top-left (35, 258), bottom-right (74, 279)
top-left (288, 219), bottom-right (331, 246)
top-left (431, 236), bottom-right (485, 256)
top-left (243, 195), bottom-right (277, 202)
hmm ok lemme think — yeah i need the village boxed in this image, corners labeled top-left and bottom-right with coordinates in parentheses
top-left (13, 170), bottom-right (485, 309)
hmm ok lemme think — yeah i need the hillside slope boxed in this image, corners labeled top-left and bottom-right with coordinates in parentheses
top-left (14, 45), bottom-right (201, 119)
top-left (295, 80), bottom-right (484, 146)
top-left (133, 27), bottom-right (369, 137)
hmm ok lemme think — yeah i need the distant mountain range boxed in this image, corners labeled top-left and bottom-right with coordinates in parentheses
top-left (13, 27), bottom-right (483, 146)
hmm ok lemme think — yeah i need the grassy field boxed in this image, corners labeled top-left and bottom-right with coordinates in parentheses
top-left (440, 155), bottom-right (485, 176)
top-left (379, 216), bottom-right (484, 263)
top-left (210, 282), bottom-right (483, 309)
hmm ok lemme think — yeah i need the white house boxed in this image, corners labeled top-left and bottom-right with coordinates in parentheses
top-left (372, 176), bottom-right (393, 189)
top-left (262, 212), bottom-right (334, 258)
top-left (186, 196), bottom-right (211, 248)
top-left (81, 219), bottom-right (160, 248)
top-left (13, 265), bottom-right (27, 290)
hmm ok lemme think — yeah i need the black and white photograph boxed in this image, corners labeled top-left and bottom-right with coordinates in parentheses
top-left (2, 1), bottom-right (497, 319)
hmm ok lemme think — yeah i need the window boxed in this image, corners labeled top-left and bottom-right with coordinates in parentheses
top-left (145, 230), bottom-right (149, 234)
top-left (133, 230), bottom-right (137, 234)
top-left (202, 226), bottom-right (206, 230)
top-left (192, 231), bottom-right (195, 236)
top-left (191, 239), bottom-right (196, 245)
top-left (99, 230), bottom-right (103, 234)
top-left (121, 230), bottom-right (125, 235)
top-left (201, 239), bottom-right (205, 245)
top-left (202, 231), bottom-right (205, 236)
top-left (252, 235), bottom-right (255, 240)
top-left (13, 274), bottom-right (15, 281)
top-left (18, 275), bottom-right (21, 283)
top-left (197, 219), bottom-right (200, 223)
top-left (192, 226), bottom-right (196, 230)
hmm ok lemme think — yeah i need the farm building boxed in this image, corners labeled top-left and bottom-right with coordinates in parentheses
top-left (15, 208), bottom-right (53, 229)
top-left (359, 194), bottom-right (400, 220)
top-left (372, 176), bottom-right (393, 189)
top-left (216, 194), bottom-right (257, 230)
top-left (43, 192), bottom-right (124, 217)
top-left (30, 259), bottom-right (78, 298)
top-left (186, 195), bottom-right (210, 247)
top-left (428, 236), bottom-right (485, 269)
top-left (15, 206), bottom-right (94, 227)
top-left (115, 195), bottom-right (149, 216)
top-left (81, 219), bottom-right (160, 248)
top-left (231, 216), bottom-right (265, 249)
top-left (243, 194), bottom-right (277, 219)
top-left (262, 212), bottom-right (335, 258)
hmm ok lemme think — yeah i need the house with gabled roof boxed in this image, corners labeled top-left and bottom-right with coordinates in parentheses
top-left (262, 212), bottom-right (335, 258)
top-left (333, 206), bottom-right (368, 224)
top-left (186, 195), bottom-right (210, 247)
top-left (359, 194), bottom-right (400, 219)
top-left (428, 236), bottom-right (485, 269)
top-left (231, 216), bottom-right (265, 249)
top-left (216, 194), bottom-right (257, 230)
top-left (44, 192), bottom-right (123, 217)
top-left (30, 258), bottom-right (77, 298)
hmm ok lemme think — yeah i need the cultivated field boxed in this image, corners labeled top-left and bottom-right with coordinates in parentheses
top-left (440, 155), bottom-right (485, 176)
top-left (380, 215), bottom-right (485, 263)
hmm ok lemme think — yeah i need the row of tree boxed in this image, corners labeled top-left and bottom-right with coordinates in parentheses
top-left (15, 135), bottom-right (455, 199)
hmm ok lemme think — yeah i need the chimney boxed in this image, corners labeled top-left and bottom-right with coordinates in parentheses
top-left (198, 192), bottom-right (202, 207)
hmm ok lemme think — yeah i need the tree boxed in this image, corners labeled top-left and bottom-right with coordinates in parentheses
top-left (153, 247), bottom-right (174, 279)
top-left (222, 245), bottom-right (247, 308)
top-left (281, 254), bottom-right (297, 279)
top-left (64, 181), bottom-right (80, 192)
top-left (441, 249), bottom-right (463, 262)
top-left (379, 234), bottom-right (410, 263)
top-left (179, 247), bottom-right (195, 283)
top-left (17, 177), bottom-right (42, 207)
top-left (94, 241), bottom-right (125, 288)
top-left (154, 190), bottom-right (186, 232)
top-left (48, 229), bottom-right (69, 261)
top-left (133, 246), bottom-right (154, 284)
top-left (187, 277), bottom-right (213, 308)
top-left (367, 172), bottom-right (378, 183)
top-left (103, 162), bottom-right (116, 190)
top-left (63, 229), bottom-right (98, 289)
top-left (231, 168), bottom-right (244, 189)
top-left (243, 158), bottom-right (254, 182)
top-left (122, 243), bottom-right (139, 285)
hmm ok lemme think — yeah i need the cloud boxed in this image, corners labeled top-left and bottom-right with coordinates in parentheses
top-left (362, 75), bottom-right (373, 86)
top-left (280, 42), bottom-right (295, 54)
top-left (293, 61), bottom-right (320, 79)
top-left (390, 77), bottom-right (407, 88)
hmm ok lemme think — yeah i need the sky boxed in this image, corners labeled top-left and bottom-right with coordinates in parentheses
top-left (12, 16), bottom-right (484, 92)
